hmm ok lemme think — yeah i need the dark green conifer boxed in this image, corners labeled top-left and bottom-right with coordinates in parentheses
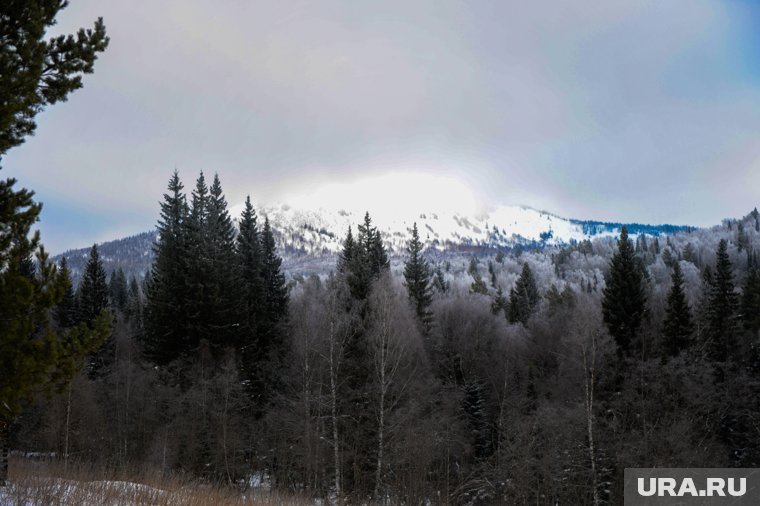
top-left (706, 239), bottom-right (738, 362)
top-left (55, 257), bottom-right (78, 329)
top-left (403, 223), bottom-right (433, 331)
top-left (237, 196), bottom-right (264, 340)
top-left (79, 244), bottom-right (109, 325)
top-left (433, 266), bottom-right (449, 294)
top-left (601, 226), bottom-right (648, 354)
top-left (662, 262), bottom-right (694, 357)
top-left (491, 286), bottom-right (508, 316)
top-left (741, 262), bottom-right (760, 337)
top-left (507, 262), bottom-right (540, 324)
top-left (144, 171), bottom-right (189, 364)
top-left (108, 267), bottom-right (128, 311)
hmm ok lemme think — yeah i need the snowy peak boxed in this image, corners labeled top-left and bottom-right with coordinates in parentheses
top-left (249, 202), bottom-right (687, 256)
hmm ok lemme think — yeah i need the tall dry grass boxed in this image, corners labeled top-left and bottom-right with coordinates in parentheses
top-left (2, 456), bottom-right (314, 505)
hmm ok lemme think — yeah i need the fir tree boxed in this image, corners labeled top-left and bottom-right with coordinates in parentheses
top-left (237, 196), bottom-right (265, 340)
top-left (662, 262), bottom-right (694, 357)
top-left (257, 216), bottom-right (289, 402)
top-left (125, 275), bottom-right (143, 325)
top-left (79, 244), bottom-right (109, 325)
top-left (706, 239), bottom-right (738, 362)
top-left (108, 267), bottom-right (128, 311)
top-left (144, 171), bottom-right (189, 364)
top-left (741, 264), bottom-right (760, 337)
top-left (79, 244), bottom-right (112, 376)
top-left (55, 257), bottom-right (78, 329)
top-left (433, 266), bottom-right (449, 294)
top-left (507, 262), bottom-right (540, 325)
top-left (601, 226), bottom-right (648, 354)
top-left (204, 174), bottom-right (242, 351)
top-left (491, 286), bottom-right (508, 316)
top-left (358, 212), bottom-right (389, 277)
top-left (403, 223), bottom-right (433, 331)
top-left (338, 226), bottom-right (356, 274)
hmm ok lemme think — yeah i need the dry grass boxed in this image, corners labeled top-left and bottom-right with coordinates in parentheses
top-left (2, 457), bottom-right (314, 506)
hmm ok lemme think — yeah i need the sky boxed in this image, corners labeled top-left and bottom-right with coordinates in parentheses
top-left (4, 0), bottom-right (760, 254)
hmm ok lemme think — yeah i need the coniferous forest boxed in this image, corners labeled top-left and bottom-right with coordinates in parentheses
top-left (6, 167), bottom-right (760, 504)
top-left (3, 2), bottom-right (760, 506)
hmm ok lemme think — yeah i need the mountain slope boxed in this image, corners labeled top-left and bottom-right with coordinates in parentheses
top-left (54, 203), bottom-right (693, 282)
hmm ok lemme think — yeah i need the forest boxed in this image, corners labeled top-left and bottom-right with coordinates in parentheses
top-left (5, 168), bottom-right (760, 505)
top-left (3, 3), bottom-right (760, 505)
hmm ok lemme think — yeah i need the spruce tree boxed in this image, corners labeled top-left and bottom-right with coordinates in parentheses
top-left (433, 265), bottom-right (449, 294)
top-left (79, 244), bottom-right (109, 325)
top-left (707, 239), bottom-right (738, 362)
top-left (237, 196), bottom-right (264, 336)
top-left (55, 257), bottom-right (78, 329)
top-left (79, 244), bottom-right (112, 376)
top-left (358, 212), bottom-right (389, 277)
top-left (601, 226), bottom-right (648, 354)
top-left (257, 216), bottom-right (289, 401)
top-left (491, 286), bottom-right (508, 316)
top-left (204, 174), bottom-right (242, 351)
top-left (236, 196), bottom-right (266, 390)
top-left (338, 226), bottom-right (356, 274)
top-left (662, 262), bottom-right (694, 357)
top-left (507, 262), bottom-right (540, 325)
top-left (261, 217), bottom-right (289, 331)
top-left (144, 172), bottom-right (189, 364)
top-left (403, 223), bottom-right (433, 331)
top-left (108, 267), bottom-right (128, 311)
top-left (125, 275), bottom-right (143, 325)
top-left (741, 264), bottom-right (760, 337)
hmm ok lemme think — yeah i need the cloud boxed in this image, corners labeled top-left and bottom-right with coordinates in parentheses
top-left (3, 0), bottom-right (760, 252)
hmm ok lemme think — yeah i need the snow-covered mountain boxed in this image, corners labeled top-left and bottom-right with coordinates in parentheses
top-left (55, 202), bottom-right (693, 282)
top-left (254, 202), bottom-right (687, 256)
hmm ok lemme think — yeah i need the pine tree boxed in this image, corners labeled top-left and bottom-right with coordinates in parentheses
top-left (0, 2), bottom-right (109, 156)
top-left (79, 244), bottom-right (109, 325)
top-left (144, 171), bottom-right (189, 364)
top-left (601, 226), bottom-right (648, 354)
top-left (403, 223), bottom-right (433, 331)
top-left (662, 262), bottom-right (694, 357)
top-left (507, 262), bottom-right (540, 324)
top-left (0, 3), bottom-right (109, 484)
top-left (707, 239), bottom-right (738, 362)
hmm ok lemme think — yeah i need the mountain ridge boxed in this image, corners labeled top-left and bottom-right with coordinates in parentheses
top-left (53, 202), bottom-right (694, 283)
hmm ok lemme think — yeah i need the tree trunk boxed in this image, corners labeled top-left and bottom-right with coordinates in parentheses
top-left (328, 320), bottom-right (342, 502)
top-left (583, 332), bottom-right (600, 506)
top-left (0, 417), bottom-right (9, 486)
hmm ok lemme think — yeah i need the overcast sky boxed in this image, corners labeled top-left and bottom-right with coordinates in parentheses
top-left (4, 0), bottom-right (760, 253)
